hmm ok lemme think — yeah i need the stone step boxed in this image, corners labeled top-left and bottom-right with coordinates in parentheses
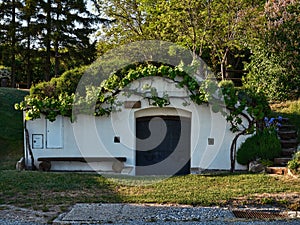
top-left (266, 167), bottom-right (288, 175)
top-left (279, 124), bottom-right (297, 131)
top-left (281, 148), bottom-right (297, 156)
top-left (269, 117), bottom-right (289, 123)
top-left (278, 130), bottom-right (298, 140)
top-left (281, 117), bottom-right (290, 123)
top-left (273, 157), bottom-right (292, 166)
top-left (280, 139), bottom-right (298, 148)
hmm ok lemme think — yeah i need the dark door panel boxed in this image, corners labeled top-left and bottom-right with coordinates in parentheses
top-left (136, 116), bottom-right (191, 175)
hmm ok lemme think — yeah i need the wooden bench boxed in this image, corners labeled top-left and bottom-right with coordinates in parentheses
top-left (37, 157), bottom-right (127, 172)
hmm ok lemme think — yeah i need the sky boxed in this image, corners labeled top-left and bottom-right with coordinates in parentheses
top-left (87, 0), bottom-right (96, 14)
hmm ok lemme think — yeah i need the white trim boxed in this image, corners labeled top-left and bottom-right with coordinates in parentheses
top-left (135, 107), bottom-right (191, 119)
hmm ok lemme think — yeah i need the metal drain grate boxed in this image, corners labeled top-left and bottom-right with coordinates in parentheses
top-left (232, 210), bottom-right (287, 219)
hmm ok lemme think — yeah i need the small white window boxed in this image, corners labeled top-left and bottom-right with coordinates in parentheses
top-left (46, 116), bottom-right (63, 148)
top-left (32, 134), bottom-right (43, 149)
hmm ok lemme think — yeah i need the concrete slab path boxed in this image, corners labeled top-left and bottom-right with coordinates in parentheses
top-left (52, 203), bottom-right (300, 225)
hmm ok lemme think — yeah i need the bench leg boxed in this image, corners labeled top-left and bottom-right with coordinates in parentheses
top-left (39, 161), bottom-right (51, 172)
top-left (112, 160), bottom-right (124, 173)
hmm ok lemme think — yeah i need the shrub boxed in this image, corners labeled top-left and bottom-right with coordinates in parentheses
top-left (243, 48), bottom-right (300, 101)
top-left (287, 152), bottom-right (300, 174)
top-left (30, 66), bottom-right (87, 98)
top-left (237, 129), bottom-right (282, 165)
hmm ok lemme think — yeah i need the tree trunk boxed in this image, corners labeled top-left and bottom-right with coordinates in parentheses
top-left (54, 4), bottom-right (60, 78)
top-left (54, 40), bottom-right (59, 77)
top-left (220, 61), bottom-right (225, 80)
top-left (45, 0), bottom-right (52, 81)
top-left (230, 130), bottom-right (246, 172)
top-left (26, 37), bottom-right (31, 89)
top-left (11, 0), bottom-right (16, 87)
top-left (221, 47), bottom-right (229, 80)
top-left (26, 17), bottom-right (31, 89)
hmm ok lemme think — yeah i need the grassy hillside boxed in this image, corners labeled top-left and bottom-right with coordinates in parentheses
top-left (0, 88), bottom-right (28, 170)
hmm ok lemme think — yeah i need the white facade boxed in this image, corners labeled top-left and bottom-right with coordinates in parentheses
top-left (24, 77), bottom-right (247, 175)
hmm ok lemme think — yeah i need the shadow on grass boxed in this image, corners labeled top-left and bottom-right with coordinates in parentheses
top-left (0, 170), bottom-right (124, 209)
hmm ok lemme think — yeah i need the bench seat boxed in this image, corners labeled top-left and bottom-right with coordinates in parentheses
top-left (37, 157), bottom-right (127, 172)
top-left (37, 157), bottom-right (126, 163)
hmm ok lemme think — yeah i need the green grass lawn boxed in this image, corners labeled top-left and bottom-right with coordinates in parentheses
top-left (0, 88), bottom-right (28, 170)
top-left (0, 88), bottom-right (299, 214)
top-left (0, 170), bottom-right (299, 212)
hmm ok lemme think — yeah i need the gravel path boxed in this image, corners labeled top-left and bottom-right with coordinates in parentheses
top-left (53, 203), bottom-right (300, 225)
top-left (0, 204), bottom-right (56, 225)
top-left (0, 219), bottom-right (43, 225)
top-left (1, 217), bottom-right (300, 225)
top-left (0, 203), bottom-right (299, 225)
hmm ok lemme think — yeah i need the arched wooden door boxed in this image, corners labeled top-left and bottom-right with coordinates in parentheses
top-left (136, 116), bottom-right (191, 175)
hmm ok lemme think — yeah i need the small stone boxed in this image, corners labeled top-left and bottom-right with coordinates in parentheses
top-left (249, 160), bottom-right (265, 173)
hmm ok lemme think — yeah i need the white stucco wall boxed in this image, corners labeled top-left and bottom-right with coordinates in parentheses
top-left (24, 76), bottom-right (247, 174)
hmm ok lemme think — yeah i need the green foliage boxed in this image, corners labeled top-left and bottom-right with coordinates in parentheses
top-left (16, 64), bottom-right (205, 121)
top-left (30, 66), bottom-right (87, 97)
top-left (16, 63), bottom-right (271, 142)
top-left (99, 0), bottom-right (263, 79)
top-left (99, 0), bottom-right (299, 101)
top-left (15, 92), bottom-right (75, 122)
top-left (0, 0), bottom-right (101, 84)
top-left (287, 152), bottom-right (300, 174)
top-left (243, 0), bottom-right (300, 101)
top-left (243, 48), bottom-right (293, 101)
top-left (264, 0), bottom-right (300, 82)
top-left (0, 88), bottom-right (28, 169)
top-left (149, 93), bottom-right (170, 108)
top-left (237, 129), bottom-right (282, 165)
top-left (218, 80), bottom-right (235, 89)
top-left (216, 79), bottom-right (270, 133)
top-left (15, 66), bottom-right (86, 121)
top-left (259, 159), bottom-right (273, 167)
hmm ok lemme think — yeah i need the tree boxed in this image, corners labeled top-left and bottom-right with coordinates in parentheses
top-left (243, 0), bottom-right (300, 101)
top-left (97, 0), bottom-right (210, 58)
top-left (0, 0), bottom-right (23, 87)
top-left (0, 0), bottom-right (104, 84)
top-left (264, 0), bottom-right (300, 99)
top-left (97, 0), bottom-right (265, 80)
top-left (19, 0), bottom-right (40, 88)
top-left (50, 0), bottom-right (99, 77)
